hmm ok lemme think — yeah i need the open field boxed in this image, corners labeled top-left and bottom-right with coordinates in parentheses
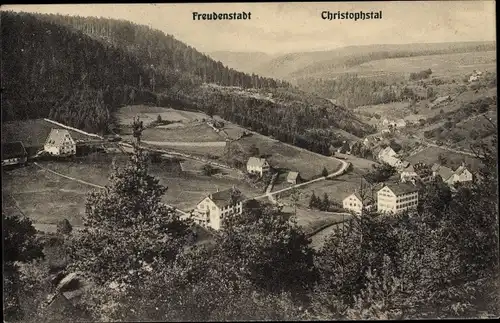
top-left (141, 123), bottom-right (224, 142)
top-left (406, 146), bottom-right (483, 171)
top-left (288, 207), bottom-right (350, 236)
top-left (357, 86), bottom-right (496, 130)
top-left (291, 172), bottom-right (368, 206)
top-left (2, 165), bottom-right (91, 227)
top-left (141, 142), bottom-right (227, 159)
top-left (1, 119), bottom-right (99, 148)
top-left (117, 105), bottom-right (209, 126)
top-left (348, 51), bottom-right (496, 78)
top-left (3, 153), bottom-right (261, 225)
top-left (229, 130), bottom-right (343, 180)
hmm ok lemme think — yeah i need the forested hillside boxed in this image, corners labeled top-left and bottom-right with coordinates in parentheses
top-left (1, 11), bottom-right (288, 132)
top-left (37, 13), bottom-right (289, 90)
top-left (207, 51), bottom-right (277, 75)
top-left (2, 11), bottom-right (375, 152)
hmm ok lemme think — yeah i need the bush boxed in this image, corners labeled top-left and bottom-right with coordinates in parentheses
top-left (56, 219), bottom-right (73, 235)
top-left (202, 164), bottom-right (218, 176)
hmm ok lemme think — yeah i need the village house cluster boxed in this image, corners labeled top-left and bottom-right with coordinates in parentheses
top-left (342, 158), bottom-right (474, 215)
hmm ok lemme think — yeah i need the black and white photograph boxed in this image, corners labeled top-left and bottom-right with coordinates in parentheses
top-left (1, 2), bottom-right (498, 321)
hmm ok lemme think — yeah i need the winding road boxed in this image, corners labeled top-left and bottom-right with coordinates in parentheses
top-left (251, 159), bottom-right (350, 202)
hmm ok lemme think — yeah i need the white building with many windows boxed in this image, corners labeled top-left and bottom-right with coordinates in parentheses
top-left (192, 187), bottom-right (244, 230)
top-left (377, 182), bottom-right (419, 214)
top-left (44, 129), bottom-right (76, 156)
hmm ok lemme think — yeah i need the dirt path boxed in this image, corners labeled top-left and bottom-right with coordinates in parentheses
top-left (251, 160), bottom-right (350, 201)
top-left (32, 162), bottom-right (188, 217)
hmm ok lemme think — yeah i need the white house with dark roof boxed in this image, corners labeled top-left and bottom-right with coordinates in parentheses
top-left (44, 129), bottom-right (76, 156)
top-left (377, 182), bottom-right (419, 214)
top-left (343, 191), bottom-right (374, 215)
top-left (246, 157), bottom-right (270, 177)
top-left (378, 146), bottom-right (398, 161)
top-left (452, 164), bottom-right (473, 184)
top-left (287, 171), bottom-right (301, 184)
top-left (193, 187), bottom-right (244, 230)
top-left (432, 164), bottom-right (455, 184)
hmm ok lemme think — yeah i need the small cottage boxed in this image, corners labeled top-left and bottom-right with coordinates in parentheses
top-left (246, 157), bottom-right (270, 177)
top-left (287, 171), bottom-right (301, 184)
top-left (1, 141), bottom-right (28, 167)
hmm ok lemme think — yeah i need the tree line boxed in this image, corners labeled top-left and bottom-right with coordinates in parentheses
top-left (297, 74), bottom-right (404, 108)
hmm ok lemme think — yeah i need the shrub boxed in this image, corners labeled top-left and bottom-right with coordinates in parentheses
top-left (56, 219), bottom-right (73, 235)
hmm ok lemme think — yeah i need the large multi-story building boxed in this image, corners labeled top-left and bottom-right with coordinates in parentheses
top-left (377, 182), bottom-right (419, 214)
top-left (192, 187), bottom-right (244, 230)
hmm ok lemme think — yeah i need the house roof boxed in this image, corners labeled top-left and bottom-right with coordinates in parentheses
top-left (352, 191), bottom-right (374, 205)
top-left (379, 146), bottom-right (397, 157)
top-left (382, 155), bottom-right (401, 167)
top-left (402, 165), bottom-right (415, 173)
top-left (372, 146), bottom-right (383, 157)
top-left (382, 182), bottom-right (419, 196)
top-left (1, 141), bottom-right (27, 159)
top-left (400, 160), bottom-right (410, 168)
top-left (454, 165), bottom-right (470, 176)
top-left (437, 166), bottom-right (454, 181)
top-left (287, 171), bottom-right (299, 181)
top-left (207, 187), bottom-right (244, 209)
top-left (46, 129), bottom-right (72, 146)
top-left (247, 157), bottom-right (268, 168)
top-left (431, 163), bottom-right (441, 172)
top-left (433, 96), bottom-right (451, 104)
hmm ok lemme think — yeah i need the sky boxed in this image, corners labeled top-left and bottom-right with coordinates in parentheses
top-left (3, 2), bottom-right (496, 55)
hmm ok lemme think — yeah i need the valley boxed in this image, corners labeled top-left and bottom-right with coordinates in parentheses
top-left (1, 4), bottom-right (498, 322)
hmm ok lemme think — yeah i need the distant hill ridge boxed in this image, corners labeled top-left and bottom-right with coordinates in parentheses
top-left (219, 41), bottom-right (496, 80)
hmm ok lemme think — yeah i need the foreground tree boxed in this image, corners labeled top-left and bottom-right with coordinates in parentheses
top-left (68, 147), bottom-right (194, 288)
top-left (3, 212), bottom-right (44, 321)
top-left (216, 204), bottom-right (318, 299)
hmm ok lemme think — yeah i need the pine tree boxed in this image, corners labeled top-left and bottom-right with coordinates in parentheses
top-left (68, 145), bottom-right (194, 287)
top-left (309, 192), bottom-right (317, 209)
top-left (322, 167), bottom-right (329, 177)
top-left (322, 193), bottom-right (330, 211)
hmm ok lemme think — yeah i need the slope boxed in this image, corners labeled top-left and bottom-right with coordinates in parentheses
top-left (1, 11), bottom-right (375, 157)
top-left (253, 41), bottom-right (496, 80)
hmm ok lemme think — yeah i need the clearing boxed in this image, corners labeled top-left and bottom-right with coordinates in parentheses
top-left (116, 105), bottom-right (209, 126)
top-left (6, 153), bottom-right (261, 226)
top-left (406, 146), bottom-right (483, 170)
top-left (349, 51), bottom-right (496, 79)
top-left (227, 126), bottom-right (343, 180)
top-left (141, 123), bottom-right (225, 142)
